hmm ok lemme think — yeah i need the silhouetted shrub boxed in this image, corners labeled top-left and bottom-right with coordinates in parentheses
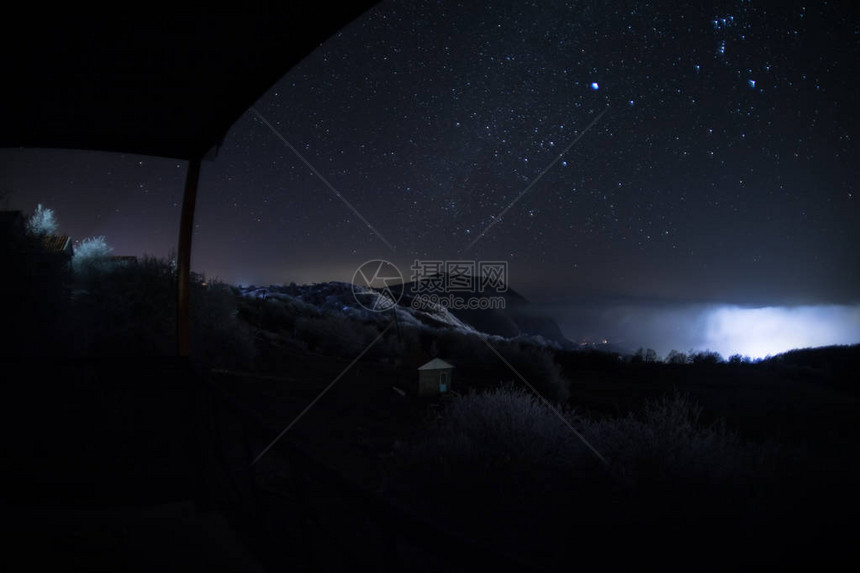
top-left (294, 313), bottom-right (369, 357)
top-left (631, 347), bottom-right (659, 363)
top-left (434, 328), bottom-right (494, 367)
top-left (259, 298), bottom-right (298, 332)
top-left (665, 349), bottom-right (689, 364)
top-left (0, 215), bottom-right (72, 356)
top-left (191, 281), bottom-right (256, 370)
top-left (71, 235), bottom-right (113, 279)
top-left (418, 330), bottom-right (570, 399)
top-left (393, 384), bottom-right (578, 510)
top-left (69, 255), bottom-right (255, 369)
top-left (394, 387), bottom-right (779, 511)
top-left (70, 256), bottom-right (175, 356)
top-left (690, 349), bottom-right (724, 365)
top-left (574, 391), bottom-right (775, 488)
top-left (495, 340), bottom-right (570, 401)
top-left (556, 347), bottom-right (626, 373)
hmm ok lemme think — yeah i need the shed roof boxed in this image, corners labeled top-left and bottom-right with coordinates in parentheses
top-left (41, 235), bottom-right (72, 254)
top-left (418, 358), bottom-right (455, 371)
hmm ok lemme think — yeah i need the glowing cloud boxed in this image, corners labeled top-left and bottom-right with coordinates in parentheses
top-left (704, 305), bottom-right (860, 358)
top-left (556, 302), bottom-right (860, 361)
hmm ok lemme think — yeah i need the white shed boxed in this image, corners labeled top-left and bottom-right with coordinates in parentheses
top-left (416, 358), bottom-right (454, 396)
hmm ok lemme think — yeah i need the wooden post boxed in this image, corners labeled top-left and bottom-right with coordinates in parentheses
top-left (177, 156), bottom-right (202, 357)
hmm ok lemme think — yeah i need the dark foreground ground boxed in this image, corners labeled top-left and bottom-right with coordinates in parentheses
top-left (2, 346), bottom-right (858, 571)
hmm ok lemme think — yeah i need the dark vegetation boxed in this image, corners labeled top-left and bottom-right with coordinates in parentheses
top-left (2, 228), bottom-right (858, 570)
top-left (1, 227), bottom-right (255, 370)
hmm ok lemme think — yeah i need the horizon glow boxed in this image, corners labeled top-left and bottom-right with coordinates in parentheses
top-left (702, 304), bottom-right (860, 359)
top-left (557, 302), bottom-right (860, 360)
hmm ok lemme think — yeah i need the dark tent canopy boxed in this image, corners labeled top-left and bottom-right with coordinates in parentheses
top-left (1, 4), bottom-right (378, 160)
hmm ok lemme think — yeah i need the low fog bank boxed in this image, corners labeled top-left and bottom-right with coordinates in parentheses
top-left (550, 300), bottom-right (860, 359)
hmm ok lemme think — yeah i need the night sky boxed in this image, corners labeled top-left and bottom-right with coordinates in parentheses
top-left (1, 1), bottom-right (858, 356)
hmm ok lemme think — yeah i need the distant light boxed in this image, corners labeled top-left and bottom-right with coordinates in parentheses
top-left (590, 82), bottom-right (599, 90)
top-left (748, 79), bottom-right (756, 88)
top-left (628, 99), bottom-right (634, 106)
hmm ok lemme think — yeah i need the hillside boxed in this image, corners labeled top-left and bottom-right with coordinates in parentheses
top-left (239, 278), bottom-right (570, 349)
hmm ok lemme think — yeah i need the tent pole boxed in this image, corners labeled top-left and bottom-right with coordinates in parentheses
top-left (177, 156), bottom-right (202, 357)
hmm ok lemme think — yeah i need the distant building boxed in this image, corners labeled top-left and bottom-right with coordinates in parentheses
top-left (416, 358), bottom-right (454, 396)
top-left (41, 234), bottom-right (73, 257)
top-left (1, 210), bottom-right (72, 259)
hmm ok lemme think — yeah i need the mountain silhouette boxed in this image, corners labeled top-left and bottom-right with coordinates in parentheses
top-left (390, 273), bottom-right (571, 346)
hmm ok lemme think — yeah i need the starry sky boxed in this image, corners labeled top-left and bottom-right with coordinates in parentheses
top-left (1, 1), bottom-right (858, 355)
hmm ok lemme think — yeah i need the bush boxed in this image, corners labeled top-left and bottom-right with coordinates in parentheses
top-left (191, 281), bottom-right (256, 370)
top-left (728, 353), bottom-right (750, 364)
top-left (0, 214), bottom-right (72, 356)
top-left (393, 386), bottom-right (780, 505)
top-left (631, 347), bottom-right (659, 363)
top-left (69, 255), bottom-right (255, 369)
top-left (574, 391), bottom-right (774, 488)
top-left (496, 341), bottom-right (570, 401)
top-left (665, 349), bottom-right (689, 364)
top-left (72, 235), bottom-right (113, 278)
top-left (70, 256), bottom-right (174, 356)
top-left (426, 331), bottom-right (569, 399)
top-left (387, 385), bottom-right (787, 569)
top-left (294, 313), bottom-right (373, 357)
top-left (690, 349), bottom-right (724, 365)
top-left (414, 384), bottom-right (577, 473)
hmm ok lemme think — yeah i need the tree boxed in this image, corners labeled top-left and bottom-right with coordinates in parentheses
top-left (728, 353), bottom-right (749, 364)
top-left (690, 350), bottom-right (723, 365)
top-left (665, 349), bottom-right (689, 365)
top-left (632, 347), bottom-right (659, 363)
top-left (26, 203), bottom-right (58, 236)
